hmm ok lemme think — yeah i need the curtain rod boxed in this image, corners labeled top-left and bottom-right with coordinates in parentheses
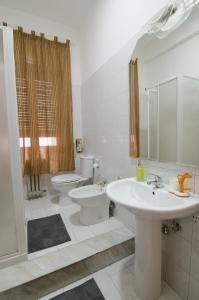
top-left (1, 21), bottom-right (70, 45)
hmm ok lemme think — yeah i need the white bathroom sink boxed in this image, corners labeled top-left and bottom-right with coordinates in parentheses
top-left (106, 177), bottom-right (199, 300)
top-left (106, 177), bottom-right (199, 220)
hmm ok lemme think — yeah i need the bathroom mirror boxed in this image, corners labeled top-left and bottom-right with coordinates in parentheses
top-left (130, 5), bottom-right (199, 166)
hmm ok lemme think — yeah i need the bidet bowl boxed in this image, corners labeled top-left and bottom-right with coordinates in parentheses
top-left (69, 184), bottom-right (108, 206)
top-left (68, 184), bottom-right (110, 225)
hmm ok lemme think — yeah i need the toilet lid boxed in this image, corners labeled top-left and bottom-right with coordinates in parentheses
top-left (51, 174), bottom-right (81, 184)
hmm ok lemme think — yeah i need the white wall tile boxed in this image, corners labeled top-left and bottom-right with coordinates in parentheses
top-left (194, 176), bottom-right (199, 194)
top-left (190, 242), bottom-right (199, 282)
top-left (165, 260), bottom-right (189, 300)
top-left (166, 234), bottom-right (192, 273)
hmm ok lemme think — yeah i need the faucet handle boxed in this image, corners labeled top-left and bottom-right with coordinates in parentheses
top-left (147, 174), bottom-right (162, 183)
top-left (151, 174), bottom-right (162, 180)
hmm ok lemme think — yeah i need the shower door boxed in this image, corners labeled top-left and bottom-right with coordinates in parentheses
top-left (0, 27), bottom-right (26, 266)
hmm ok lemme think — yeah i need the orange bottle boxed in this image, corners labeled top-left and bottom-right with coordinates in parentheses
top-left (177, 173), bottom-right (192, 193)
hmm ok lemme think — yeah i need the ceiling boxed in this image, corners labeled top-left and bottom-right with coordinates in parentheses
top-left (0, 0), bottom-right (95, 30)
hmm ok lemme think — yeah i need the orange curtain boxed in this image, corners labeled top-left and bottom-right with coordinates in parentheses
top-left (129, 59), bottom-right (140, 158)
top-left (14, 30), bottom-right (75, 175)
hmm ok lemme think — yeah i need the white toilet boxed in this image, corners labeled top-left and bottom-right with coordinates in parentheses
top-left (50, 156), bottom-right (94, 203)
top-left (68, 184), bottom-right (110, 225)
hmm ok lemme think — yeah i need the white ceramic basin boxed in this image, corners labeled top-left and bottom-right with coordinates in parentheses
top-left (69, 184), bottom-right (106, 206)
top-left (106, 177), bottom-right (199, 300)
top-left (68, 184), bottom-right (110, 225)
top-left (106, 177), bottom-right (199, 220)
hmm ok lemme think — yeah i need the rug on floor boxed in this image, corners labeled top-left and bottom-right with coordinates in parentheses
top-left (50, 279), bottom-right (105, 300)
top-left (28, 214), bottom-right (71, 253)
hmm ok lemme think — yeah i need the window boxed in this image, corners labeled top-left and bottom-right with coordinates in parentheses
top-left (17, 78), bottom-right (57, 147)
top-left (19, 137), bottom-right (57, 148)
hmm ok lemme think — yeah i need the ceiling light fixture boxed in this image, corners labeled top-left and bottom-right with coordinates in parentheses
top-left (146, 0), bottom-right (199, 39)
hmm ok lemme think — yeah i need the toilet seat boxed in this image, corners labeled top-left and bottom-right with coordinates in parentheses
top-left (51, 174), bottom-right (82, 184)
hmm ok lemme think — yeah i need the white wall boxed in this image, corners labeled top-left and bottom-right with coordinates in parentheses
top-left (80, 0), bottom-right (168, 82)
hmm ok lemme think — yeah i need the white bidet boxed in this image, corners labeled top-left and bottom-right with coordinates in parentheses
top-left (68, 184), bottom-right (110, 225)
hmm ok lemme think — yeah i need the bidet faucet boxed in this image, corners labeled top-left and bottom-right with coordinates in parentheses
top-left (147, 174), bottom-right (163, 189)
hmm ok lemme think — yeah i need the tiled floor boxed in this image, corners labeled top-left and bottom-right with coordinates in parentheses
top-left (0, 195), bottom-right (134, 293)
top-left (39, 255), bottom-right (182, 300)
top-left (25, 195), bottom-right (127, 260)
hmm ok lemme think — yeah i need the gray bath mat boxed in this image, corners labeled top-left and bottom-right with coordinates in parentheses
top-left (50, 279), bottom-right (105, 300)
top-left (28, 214), bottom-right (71, 253)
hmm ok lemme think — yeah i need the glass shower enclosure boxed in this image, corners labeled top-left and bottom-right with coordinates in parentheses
top-left (140, 75), bottom-right (199, 166)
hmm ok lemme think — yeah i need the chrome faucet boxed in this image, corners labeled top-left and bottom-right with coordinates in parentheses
top-left (146, 174), bottom-right (163, 189)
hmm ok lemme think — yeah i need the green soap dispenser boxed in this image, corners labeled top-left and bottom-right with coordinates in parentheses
top-left (136, 159), bottom-right (144, 181)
